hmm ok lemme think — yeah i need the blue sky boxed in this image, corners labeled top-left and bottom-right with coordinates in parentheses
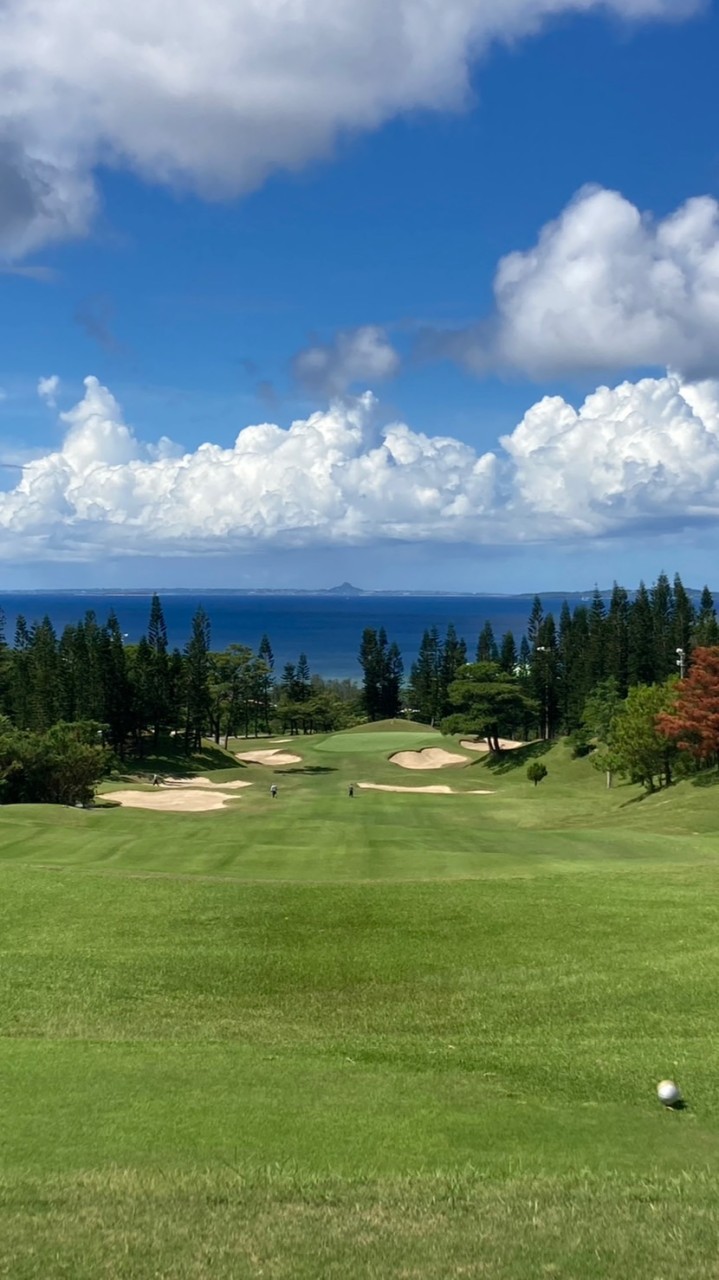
top-left (1, 0), bottom-right (719, 590)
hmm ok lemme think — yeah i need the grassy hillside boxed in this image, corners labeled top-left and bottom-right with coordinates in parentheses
top-left (1, 729), bottom-right (719, 1277)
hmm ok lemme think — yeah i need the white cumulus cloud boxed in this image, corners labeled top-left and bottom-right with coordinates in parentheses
top-left (293, 327), bottom-right (401, 396)
top-left (0, 0), bottom-right (701, 258)
top-left (2, 370), bottom-right (719, 560)
top-left (438, 186), bottom-right (719, 379)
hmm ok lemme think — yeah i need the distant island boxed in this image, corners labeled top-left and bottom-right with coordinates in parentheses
top-left (3, 584), bottom-right (708, 600)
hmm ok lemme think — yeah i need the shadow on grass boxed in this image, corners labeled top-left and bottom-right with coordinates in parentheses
top-left (618, 781), bottom-right (676, 808)
top-left (691, 769), bottom-right (719, 788)
top-left (481, 740), bottom-right (553, 775)
top-left (113, 738), bottom-right (243, 781)
top-left (281, 766), bottom-right (338, 775)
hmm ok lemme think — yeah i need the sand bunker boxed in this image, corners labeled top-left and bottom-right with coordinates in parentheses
top-left (109, 789), bottom-right (243, 812)
top-left (161, 776), bottom-right (252, 790)
top-left (236, 749), bottom-right (302, 766)
top-left (460, 738), bottom-right (525, 753)
top-left (391, 748), bottom-right (469, 770)
top-left (358, 783), bottom-right (494, 795)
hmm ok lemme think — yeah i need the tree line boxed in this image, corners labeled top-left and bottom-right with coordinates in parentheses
top-left (2, 571), bottom-right (719, 802)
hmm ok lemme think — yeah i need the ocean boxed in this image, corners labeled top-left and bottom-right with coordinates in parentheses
top-left (0, 591), bottom-right (582, 680)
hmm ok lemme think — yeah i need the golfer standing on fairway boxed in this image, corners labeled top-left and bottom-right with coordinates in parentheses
top-left (270, 783), bottom-right (278, 799)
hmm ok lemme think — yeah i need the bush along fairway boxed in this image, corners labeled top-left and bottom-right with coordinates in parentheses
top-left (2, 725), bottom-right (719, 1278)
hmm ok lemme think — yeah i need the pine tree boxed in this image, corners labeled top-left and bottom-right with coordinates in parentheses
top-left (605, 583), bottom-right (630, 695)
top-left (381, 641), bottom-right (404, 719)
top-left (295, 653), bottom-right (311, 702)
top-left (498, 632), bottom-right (518, 675)
top-left (258, 634), bottom-right (274, 670)
top-left (0, 608), bottom-right (9, 716)
top-left (651, 571), bottom-right (675, 680)
top-left (257, 634), bottom-right (275, 730)
top-left (587, 589), bottom-right (607, 688)
top-left (147, 593), bottom-right (171, 745)
top-left (532, 615), bottom-right (559, 739)
top-left (27, 617), bottom-right (60, 732)
top-left (11, 616), bottom-right (31, 728)
top-left (440, 623), bottom-right (466, 718)
top-left (101, 612), bottom-right (133, 754)
top-left (694, 586), bottom-right (719, 647)
top-left (476, 621), bottom-right (498, 663)
top-left (527, 596), bottom-right (544, 650)
top-left (130, 637), bottom-right (153, 752)
top-left (672, 573), bottom-right (695, 671)
top-left (408, 628), bottom-right (441, 724)
top-left (358, 628), bottom-right (384, 721)
top-left (184, 606), bottom-right (211, 750)
top-left (628, 582), bottom-right (655, 686)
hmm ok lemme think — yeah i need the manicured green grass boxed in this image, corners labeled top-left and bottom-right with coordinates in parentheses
top-left (2, 726), bottom-right (719, 1276)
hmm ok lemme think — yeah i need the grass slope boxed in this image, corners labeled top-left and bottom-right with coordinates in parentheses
top-left (2, 731), bottom-right (719, 1277)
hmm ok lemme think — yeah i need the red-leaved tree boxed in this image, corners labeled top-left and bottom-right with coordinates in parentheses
top-left (656, 646), bottom-right (719, 765)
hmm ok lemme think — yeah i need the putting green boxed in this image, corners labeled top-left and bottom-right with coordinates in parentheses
top-left (315, 730), bottom-right (441, 755)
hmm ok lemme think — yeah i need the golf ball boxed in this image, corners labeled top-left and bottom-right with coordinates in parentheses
top-left (657, 1080), bottom-right (681, 1106)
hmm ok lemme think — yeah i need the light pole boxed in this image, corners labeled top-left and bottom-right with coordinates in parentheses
top-left (676, 647), bottom-right (686, 679)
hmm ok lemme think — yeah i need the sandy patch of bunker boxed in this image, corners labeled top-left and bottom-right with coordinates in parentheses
top-left (358, 783), bottom-right (494, 795)
top-left (109, 789), bottom-right (244, 812)
top-left (236, 748), bottom-right (302, 766)
top-left (460, 738), bottom-right (526, 752)
top-left (162, 776), bottom-right (252, 790)
top-left (390, 747), bottom-right (469, 770)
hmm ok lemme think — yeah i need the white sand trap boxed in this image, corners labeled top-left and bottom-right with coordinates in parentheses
top-left (161, 776), bottom-right (252, 791)
top-left (109, 789), bottom-right (243, 812)
top-left (236, 748), bottom-right (302, 766)
top-left (358, 783), bottom-right (495, 795)
top-left (391, 748), bottom-right (469, 770)
top-left (460, 738), bottom-right (525, 753)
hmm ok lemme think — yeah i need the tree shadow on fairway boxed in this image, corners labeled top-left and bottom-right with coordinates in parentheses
top-left (114, 739), bottom-right (244, 782)
top-left (281, 766), bottom-right (338, 774)
top-left (481, 740), bottom-right (552, 775)
top-left (690, 770), bottom-right (719, 789)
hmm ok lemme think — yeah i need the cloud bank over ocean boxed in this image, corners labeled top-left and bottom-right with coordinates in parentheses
top-left (3, 371), bottom-right (719, 562)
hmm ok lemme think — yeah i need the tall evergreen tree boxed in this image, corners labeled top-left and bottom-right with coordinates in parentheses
top-left (408, 628), bottom-right (441, 724)
top-left (258, 634), bottom-right (274, 670)
top-left (147, 593), bottom-right (171, 744)
top-left (358, 628), bottom-right (384, 721)
top-left (651, 571), bottom-right (675, 680)
top-left (257, 634), bottom-right (275, 730)
top-left (527, 596), bottom-right (544, 650)
top-left (27, 617), bottom-right (60, 732)
top-left (184, 606), bottom-right (211, 750)
top-left (295, 653), bottom-right (311, 702)
top-left (498, 632), bottom-right (518, 675)
top-left (628, 581), bottom-right (655, 686)
top-left (672, 573), bottom-right (695, 672)
top-left (11, 616), bottom-right (31, 729)
top-left (101, 612), bottom-right (133, 754)
top-left (694, 586), bottom-right (719, 647)
top-left (476, 621), bottom-right (498, 663)
top-left (0, 608), bottom-right (9, 716)
top-left (532, 615), bottom-right (559, 739)
top-left (605, 583), bottom-right (630, 695)
top-left (358, 627), bottom-right (402, 720)
top-left (130, 637), bottom-right (154, 752)
top-left (586, 589), bottom-right (607, 688)
top-left (440, 623), bottom-right (467, 717)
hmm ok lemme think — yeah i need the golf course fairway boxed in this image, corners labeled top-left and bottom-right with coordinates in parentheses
top-left (2, 727), bottom-right (718, 1278)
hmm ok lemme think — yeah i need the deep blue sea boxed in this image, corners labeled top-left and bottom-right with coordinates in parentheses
top-left (0, 592), bottom-right (585, 680)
